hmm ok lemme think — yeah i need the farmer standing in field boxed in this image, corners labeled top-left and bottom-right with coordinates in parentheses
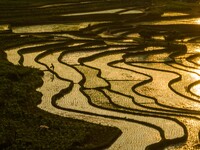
top-left (50, 63), bottom-right (55, 81)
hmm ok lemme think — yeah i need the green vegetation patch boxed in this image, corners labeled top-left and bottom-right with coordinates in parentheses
top-left (0, 53), bottom-right (121, 149)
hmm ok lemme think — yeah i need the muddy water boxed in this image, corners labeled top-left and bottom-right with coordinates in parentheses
top-left (6, 42), bottom-right (58, 65)
top-left (61, 9), bottom-right (143, 16)
top-left (0, 24), bottom-right (11, 31)
top-left (145, 17), bottom-right (200, 25)
top-left (84, 53), bottom-right (145, 80)
top-left (61, 9), bottom-right (124, 16)
top-left (162, 12), bottom-right (189, 17)
top-left (38, 52), bottom-right (82, 83)
top-left (12, 23), bottom-right (90, 33)
top-left (38, 70), bottom-right (178, 149)
top-left (130, 63), bottom-right (200, 110)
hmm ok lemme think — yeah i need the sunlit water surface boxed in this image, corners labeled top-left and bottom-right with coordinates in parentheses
top-left (4, 9), bottom-right (200, 150)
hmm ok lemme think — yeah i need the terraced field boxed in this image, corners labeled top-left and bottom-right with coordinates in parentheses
top-left (1, 0), bottom-right (200, 149)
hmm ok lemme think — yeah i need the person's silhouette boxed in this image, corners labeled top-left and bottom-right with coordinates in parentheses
top-left (50, 63), bottom-right (55, 81)
top-left (50, 63), bottom-right (54, 70)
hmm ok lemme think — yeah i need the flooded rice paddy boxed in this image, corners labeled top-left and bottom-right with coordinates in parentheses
top-left (3, 0), bottom-right (200, 149)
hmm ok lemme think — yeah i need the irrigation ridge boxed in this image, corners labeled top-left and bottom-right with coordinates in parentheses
top-left (2, 0), bottom-right (200, 149)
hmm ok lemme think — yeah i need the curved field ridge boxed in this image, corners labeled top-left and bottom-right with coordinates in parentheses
top-left (2, 0), bottom-right (200, 149)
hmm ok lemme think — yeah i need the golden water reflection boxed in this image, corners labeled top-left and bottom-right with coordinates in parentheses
top-left (148, 18), bottom-right (200, 25)
top-left (189, 57), bottom-right (200, 96)
top-left (195, 19), bottom-right (200, 25)
top-left (162, 12), bottom-right (189, 17)
top-left (186, 43), bottom-right (200, 96)
top-left (186, 43), bottom-right (200, 53)
top-left (191, 83), bottom-right (200, 97)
